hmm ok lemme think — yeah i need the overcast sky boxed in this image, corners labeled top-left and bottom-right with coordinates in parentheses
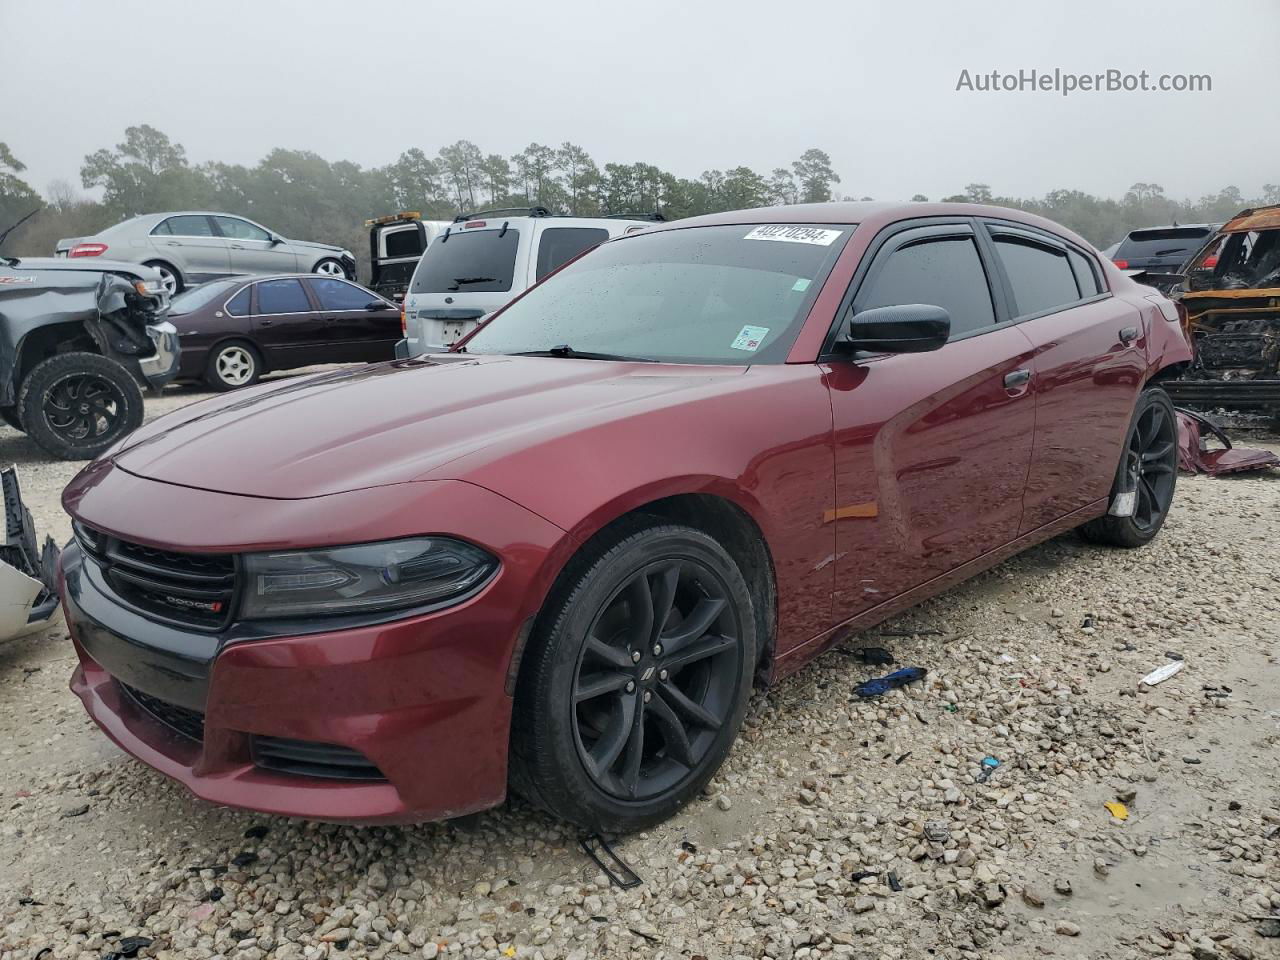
top-left (3, 0), bottom-right (1277, 202)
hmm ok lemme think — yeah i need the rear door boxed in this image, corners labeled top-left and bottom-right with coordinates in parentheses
top-left (249, 277), bottom-right (329, 370)
top-left (149, 215), bottom-right (232, 282)
top-left (216, 216), bottom-right (298, 275)
top-left (980, 222), bottom-right (1148, 531)
top-left (825, 222), bottom-right (1038, 623)
top-left (307, 277), bottom-right (400, 362)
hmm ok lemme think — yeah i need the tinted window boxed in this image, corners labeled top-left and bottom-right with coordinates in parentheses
top-left (168, 279), bottom-right (241, 315)
top-left (255, 278), bottom-right (310, 314)
top-left (465, 223), bottom-right (849, 364)
top-left (214, 216), bottom-right (270, 242)
top-left (383, 227), bottom-right (423, 259)
top-left (410, 229), bottom-right (520, 294)
top-left (226, 286), bottom-right (251, 317)
top-left (536, 227), bottom-right (609, 280)
top-left (1115, 227), bottom-right (1212, 261)
top-left (1067, 249), bottom-right (1101, 297)
top-left (993, 237), bottom-right (1079, 316)
top-left (858, 236), bottom-right (995, 337)
top-left (156, 215), bottom-right (215, 237)
top-left (313, 278), bottom-right (378, 311)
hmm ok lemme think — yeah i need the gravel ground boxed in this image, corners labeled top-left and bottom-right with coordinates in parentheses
top-left (1, 381), bottom-right (1278, 960)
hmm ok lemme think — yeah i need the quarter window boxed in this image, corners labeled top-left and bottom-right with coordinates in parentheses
top-left (313, 278), bottom-right (378, 311)
top-left (154, 215), bottom-right (215, 238)
top-left (255, 278), bottom-right (310, 314)
top-left (993, 237), bottom-right (1080, 316)
top-left (535, 227), bottom-right (610, 280)
top-left (214, 216), bottom-right (271, 242)
top-left (858, 236), bottom-right (995, 338)
top-left (1067, 249), bottom-right (1101, 297)
top-left (226, 286), bottom-right (251, 317)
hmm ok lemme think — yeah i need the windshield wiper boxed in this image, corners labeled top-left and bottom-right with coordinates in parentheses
top-left (0, 207), bottom-right (40, 265)
top-left (447, 276), bottom-right (497, 290)
top-left (513, 344), bottom-right (655, 362)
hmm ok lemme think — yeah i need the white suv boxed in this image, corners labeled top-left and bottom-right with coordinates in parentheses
top-left (395, 208), bottom-right (658, 356)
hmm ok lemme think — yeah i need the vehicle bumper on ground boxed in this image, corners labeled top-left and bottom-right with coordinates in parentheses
top-left (1164, 378), bottom-right (1280, 408)
top-left (59, 470), bottom-right (570, 824)
top-left (138, 321), bottom-right (181, 387)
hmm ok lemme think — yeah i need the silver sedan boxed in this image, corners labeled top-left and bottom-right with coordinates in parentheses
top-left (56, 211), bottom-right (356, 295)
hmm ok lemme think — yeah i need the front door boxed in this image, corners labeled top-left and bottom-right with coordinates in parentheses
top-left (307, 277), bottom-right (401, 362)
top-left (825, 223), bottom-right (1038, 623)
top-left (249, 277), bottom-right (329, 370)
top-left (216, 216), bottom-right (298, 275)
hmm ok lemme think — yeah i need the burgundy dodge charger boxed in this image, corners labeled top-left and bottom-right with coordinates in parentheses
top-left (61, 202), bottom-right (1192, 831)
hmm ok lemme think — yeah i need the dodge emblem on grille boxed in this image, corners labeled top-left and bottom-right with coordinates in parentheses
top-left (162, 595), bottom-right (224, 613)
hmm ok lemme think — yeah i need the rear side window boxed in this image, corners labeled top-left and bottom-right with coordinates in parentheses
top-left (255, 278), bottom-right (310, 314)
top-left (226, 286), bottom-right (251, 317)
top-left (155, 215), bottom-right (215, 237)
top-left (410, 229), bottom-right (520, 294)
top-left (1067, 249), bottom-right (1101, 297)
top-left (993, 237), bottom-right (1079, 316)
top-left (858, 237), bottom-right (995, 338)
top-left (536, 227), bottom-right (609, 280)
top-left (313, 278), bottom-right (376, 311)
top-left (383, 227), bottom-right (423, 259)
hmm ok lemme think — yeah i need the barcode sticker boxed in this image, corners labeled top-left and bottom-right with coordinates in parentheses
top-left (744, 225), bottom-right (841, 246)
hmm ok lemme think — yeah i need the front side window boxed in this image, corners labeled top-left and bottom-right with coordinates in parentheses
top-left (410, 228), bottom-right (520, 294)
top-left (535, 227), bottom-right (609, 280)
top-left (993, 237), bottom-right (1080, 316)
top-left (465, 223), bottom-right (850, 364)
top-left (214, 216), bottom-right (271, 242)
top-left (858, 236), bottom-right (995, 338)
top-left (255, 278), bottom-right (310, 314)
top-left (155, 215), bottom-right (215, 238)
top-left (313, 277), bottom-right (378, 311)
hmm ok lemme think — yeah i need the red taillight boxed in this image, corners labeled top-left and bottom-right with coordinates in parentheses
top-left (464, 220), bottom-right (487, 229)
top-left (400, 307), bottom-right (407, 337)
top-left (69, 242), bottom-right (108, 258)
top-left (1202, 255), bottom-right (1218, 269)
top-left (1112, 259), bottom-right (1129, 270)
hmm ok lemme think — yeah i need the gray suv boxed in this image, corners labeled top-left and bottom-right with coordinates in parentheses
top-left (56, 212), bottom-right (356, 295)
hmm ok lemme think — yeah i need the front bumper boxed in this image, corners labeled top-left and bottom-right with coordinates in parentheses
top-left (138, 321), bottom-right (180, 387)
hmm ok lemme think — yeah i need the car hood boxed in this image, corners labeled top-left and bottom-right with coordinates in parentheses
top-left (110, 355), bottom-right (747, 499)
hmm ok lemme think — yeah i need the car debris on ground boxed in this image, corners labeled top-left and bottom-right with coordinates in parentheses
top-left (0, 466), bottom-right (59, 641)
top-left (1176, 407), bottom-right (1280, 475)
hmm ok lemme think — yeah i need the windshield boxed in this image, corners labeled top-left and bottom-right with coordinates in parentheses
top-left (409, 228), bottom-right (519, 294)
top-left (464, 223), bottom-right (850, 364)
top-left (169, 278), bottom-right (241, 314)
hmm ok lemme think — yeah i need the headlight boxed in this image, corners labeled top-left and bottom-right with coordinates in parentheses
top-left (240, 537), bottom-right (496, 619)
top-left (134, 279), bottom-right (165, 296)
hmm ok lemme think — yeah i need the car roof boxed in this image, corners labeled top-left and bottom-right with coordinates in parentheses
top-left (1218, 204), bottom-right (1280, 234)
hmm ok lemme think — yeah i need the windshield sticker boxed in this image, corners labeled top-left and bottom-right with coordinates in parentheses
top-left (731, 325), bottom-right (770, 352)
top-left (791, 277), bottom-right (811, 292)
top-left (0, 276), bottom-right (36, 285)
top-left (744, 225), bottom-right (842, 246)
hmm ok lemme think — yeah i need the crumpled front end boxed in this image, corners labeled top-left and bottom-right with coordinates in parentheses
top-left (90, 273), bottom-right (179, 388)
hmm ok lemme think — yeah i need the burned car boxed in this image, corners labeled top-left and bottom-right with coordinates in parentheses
top-left (1164, 205), bottom-right (1280, 414)
top-left (0, 214), bottom-right (179, 459)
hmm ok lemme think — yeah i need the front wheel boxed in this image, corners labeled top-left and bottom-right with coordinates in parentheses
top-left (1080, 387), bottom-right (1178, 548)
top-left (510, 522), bottom-right (756, 832)
top-left (16, 352), bottom-right (145, 460)
top-left (313, 258), bottom-right (348, 279)
top-left (142, 260), bottom-right (182, 295)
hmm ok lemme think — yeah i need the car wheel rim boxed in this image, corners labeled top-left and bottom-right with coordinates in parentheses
top-left (572, 558), bottom-right (742, 801)
top-left (156, 267), bottom-right (177, 295)
top-left (43, 374), bottom-right (126, 443)
top-left (216, 347), bottom-right (255, 386)
top-left (1125, 401), bottom-right (1177, 531)
top-left (315, 260), bottom-right (344, 277)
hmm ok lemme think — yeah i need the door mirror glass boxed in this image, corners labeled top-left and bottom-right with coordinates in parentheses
top-left (845, 304), bottom-right (950, 353)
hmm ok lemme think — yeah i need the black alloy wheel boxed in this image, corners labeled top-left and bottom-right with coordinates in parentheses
top-left (16, 352), bottom-right (145, 460)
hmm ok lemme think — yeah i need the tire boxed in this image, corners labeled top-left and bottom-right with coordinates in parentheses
top-left (204, 340), bottom-right (261, 391)
top-left (313, 258), bottom-right (349, 279)
top-left (142, 260), bottom-right (183, 295)
top-left (0, 407), bottom-right (23, 433)
top-left (510, 520), bottom-right (756, 832)
top-left (16, 353), bottom-right (145, 460)
top-left (1079, 387), bottom-right (1178, 548)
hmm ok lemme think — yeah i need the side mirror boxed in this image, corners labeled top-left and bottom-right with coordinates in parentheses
top-left (845, 304), bottom-right (950, 353)
top-left (365, 300), bottom-right (385, 311)
top-left (268, 234), bottom-right (283, 246)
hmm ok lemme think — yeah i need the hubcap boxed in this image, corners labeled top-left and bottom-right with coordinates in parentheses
top-left (572, 558), bottom-right (741, 801)
top-left (215, 346), bottom-right (255, 386)
top-left (43, 373), bottom-right (126, 443)
top-left (315, 260), bottom-right (344, 277)
top-left (1124, 402), bottom-right (1177, 530)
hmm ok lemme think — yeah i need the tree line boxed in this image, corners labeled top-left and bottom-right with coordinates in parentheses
top-left (2, 126), bottom-right (1276, 281)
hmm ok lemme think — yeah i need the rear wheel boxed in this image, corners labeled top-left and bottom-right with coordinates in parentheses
top-left (510, 522), bottom-right (755, 832)
top-left (205, 341), bottom-right (261, 391)
top-left (16, 352), bottom-right (145, 460)
top-left (1080, 387), bottom-right (1178, 548)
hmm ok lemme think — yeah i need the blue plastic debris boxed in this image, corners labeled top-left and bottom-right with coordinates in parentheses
top-left (976, 756), bottom-right (1000, 783)
top-left (853, 666), bottom-right (927, 699)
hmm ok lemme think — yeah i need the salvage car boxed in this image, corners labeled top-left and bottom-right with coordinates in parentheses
top-left (168, 274), bottom-right (400, 390)
top-left (1163, 205), bottom-right (1280, 414)
top-left (365, 211), bottom-right (451, 302)
top-left (60, 202), bottom-right (1191, 831)
top-left (0, 218), bottom-right (179, 459)
top-left (57, 212), bottom-right (357, 295)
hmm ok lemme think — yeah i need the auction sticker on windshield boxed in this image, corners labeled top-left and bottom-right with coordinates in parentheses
top-left (731, 325), bottom-right (770, 351)
top-left (744, 225), bottom-right (842, 245)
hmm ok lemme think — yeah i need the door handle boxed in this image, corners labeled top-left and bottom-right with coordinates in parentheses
top-left (1119, 326), bottom-right (1139, 345)
top-left (259, 319), bottom-right (273, 327)
top-left (323, 316), bottom-right (338, 322)
top-left (1004, 369), bottom-right (1031, 389)
top-left (230, 243), bottom-right (244, 250)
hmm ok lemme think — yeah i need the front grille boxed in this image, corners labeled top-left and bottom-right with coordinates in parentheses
top-left (252, 736), bottom-right (387, 781)
top-left (119, 682), bottom-right (206, 742)
top-left (75, 522), bottom-right (238, 631)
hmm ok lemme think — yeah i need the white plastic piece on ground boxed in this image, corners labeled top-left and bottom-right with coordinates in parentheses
top-left (1141, 660), bottom-right (1184, 687)
top-left (0, 557), bottom-right (61, 641)
top-left (1108, 491), bottom-right (1136, 517)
